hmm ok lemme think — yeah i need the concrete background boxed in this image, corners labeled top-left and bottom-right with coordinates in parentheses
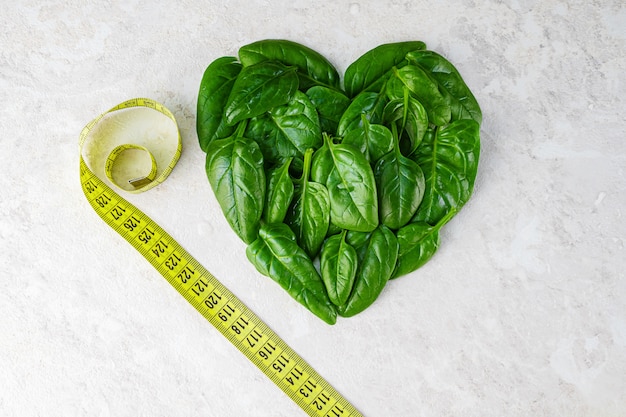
top-left (1, 1), bottom-right (625, 416)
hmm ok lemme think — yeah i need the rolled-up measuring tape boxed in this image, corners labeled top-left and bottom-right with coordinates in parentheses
top-left (79, 98), bottom-right (363, 417)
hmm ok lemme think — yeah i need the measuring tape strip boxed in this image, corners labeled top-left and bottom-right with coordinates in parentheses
top-left (79, 98), bottom-right (363, 417)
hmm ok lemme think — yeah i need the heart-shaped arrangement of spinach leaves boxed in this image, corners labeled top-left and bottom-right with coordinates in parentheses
top-left (196, 39), bottom-right (481, 324)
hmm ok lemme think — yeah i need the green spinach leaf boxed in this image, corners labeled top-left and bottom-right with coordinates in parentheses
top-left (337, 91), bottom-right (388, 138)
top-left (238, 39), bottom-right (341, 90)
top-left (383, 88), bottom-right (429, 155)
top-left (374, 125), bottom-right (426, 230)
top-left (344, 41), bottom-right (427, 98)
top-left (388, 65), bottom-right (451, 126)
top-left (285, 149), bottom-right (330, 258)
top-left (246, 223), bottom-right (337, 324)
top-left (320, 230), bottom-right (358, 306)
top-left (411, 120), bottom-right (480, 225)
top-left (406, 50), bottom-right (482, 125)
top-left (338, 225), bottom-right (398, 317)
top-left (310, 138), bottom-right (333, 184)
top-left (342, 115), bottom-right (394, 164)
top-left (305, 85), bottom-right (351, 134)
top-left (317, 134), bottom-right (379, 232)
top-left (345, 229), bottom-right (374, 262)
top-left (345, 230), bottom-right (373, 252)
top-left (393, 209), bottom-right (456, 278)
top-left (245, 90), bottom-right (322, 167)
top-left (224, 61), bottom-right (299, 125)
top-left (205, 133), bottom-right (266, 244)
top-left (196, 56), bottom-right (242, 152)
top-left (263, 158), bottom-right (294, 224)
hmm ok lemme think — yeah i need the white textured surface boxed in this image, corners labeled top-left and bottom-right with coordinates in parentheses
top-left (1, 1), bottom-right (625, 416)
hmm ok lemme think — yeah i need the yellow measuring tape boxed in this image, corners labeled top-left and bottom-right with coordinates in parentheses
top-left (79, 98), bottom-right (363, 417)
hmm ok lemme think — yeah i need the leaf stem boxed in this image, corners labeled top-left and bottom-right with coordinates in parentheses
top-left (402, 86), bottom-right (410, 132)
top-left (390, 121), bottom-right (401, 157)
top-left (234, 119), bottom-right (248, 137)
top-left (299, 148), bottom-right (314, 183)
top-left (434, 207), bottom-right (458, 231)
